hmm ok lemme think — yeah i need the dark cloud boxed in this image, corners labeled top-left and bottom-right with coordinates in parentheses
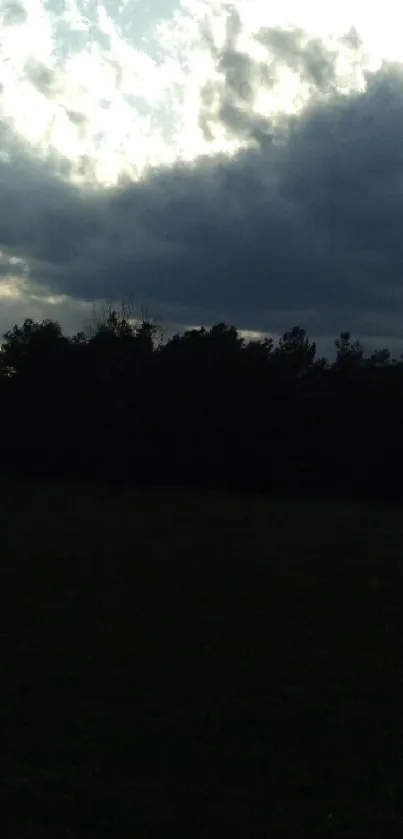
top-left (23, 58), bottom-right (59, 95)
top-left (199, 7), bottom-right (279, 141)
top-left (65, 109), bottom-right (88, 127)
top-left (256, 26), bottom-right (339, 93)
top-left (1, 2), bottom-right (27, 26)
top-left (1, 20), bottom-right (403, 353)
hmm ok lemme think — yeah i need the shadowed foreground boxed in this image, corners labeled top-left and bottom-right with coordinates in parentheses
top-left (1, 479), bottom-right (403, 837)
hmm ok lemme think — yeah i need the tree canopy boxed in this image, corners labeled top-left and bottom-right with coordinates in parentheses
top-left (0, 306), bottom-right (400, 499)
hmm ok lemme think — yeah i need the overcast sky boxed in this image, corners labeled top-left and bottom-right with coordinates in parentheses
top-left (1, 0), bottom-right (403, 357)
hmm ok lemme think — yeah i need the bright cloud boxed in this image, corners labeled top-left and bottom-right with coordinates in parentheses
top-left (1, 0), bottom-right (401, 189)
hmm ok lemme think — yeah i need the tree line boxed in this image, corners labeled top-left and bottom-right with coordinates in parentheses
top-left (0, 304), bottom-right (401, 499)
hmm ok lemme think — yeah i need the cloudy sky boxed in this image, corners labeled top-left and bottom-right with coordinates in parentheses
top-left (1, 0), bottom-right (403, 356)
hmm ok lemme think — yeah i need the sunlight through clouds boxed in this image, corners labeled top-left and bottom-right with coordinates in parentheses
top-left (2, 0), bottom-right (401, 190)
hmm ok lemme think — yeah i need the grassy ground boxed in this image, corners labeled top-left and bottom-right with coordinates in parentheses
top-left (1, 478), bottom-right (403, 837)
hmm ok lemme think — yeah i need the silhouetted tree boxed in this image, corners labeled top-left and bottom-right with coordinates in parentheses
top-left (0, 310), bottom-right (402, 500)
top-left (274, 326), bottom-right (316, 379)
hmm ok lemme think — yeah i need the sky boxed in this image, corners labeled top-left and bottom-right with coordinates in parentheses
top-left (1, 0), bottom-right (403, 356)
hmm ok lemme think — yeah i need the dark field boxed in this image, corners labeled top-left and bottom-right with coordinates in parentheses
top-left (1, 479), bottom-right (403, 837)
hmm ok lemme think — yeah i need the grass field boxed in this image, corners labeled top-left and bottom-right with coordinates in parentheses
top-left (1, 478), bottom-right (403, 837)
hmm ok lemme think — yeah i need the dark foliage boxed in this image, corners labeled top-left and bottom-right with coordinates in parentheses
top-left (0, 312), bottom-right (401, 499)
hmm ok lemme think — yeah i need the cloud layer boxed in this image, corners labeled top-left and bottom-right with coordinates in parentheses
top-left (1, 2), bottom-right (403, 355)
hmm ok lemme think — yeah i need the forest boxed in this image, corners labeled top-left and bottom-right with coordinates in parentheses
top-left (0, 305), bottom-right (400, 499)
